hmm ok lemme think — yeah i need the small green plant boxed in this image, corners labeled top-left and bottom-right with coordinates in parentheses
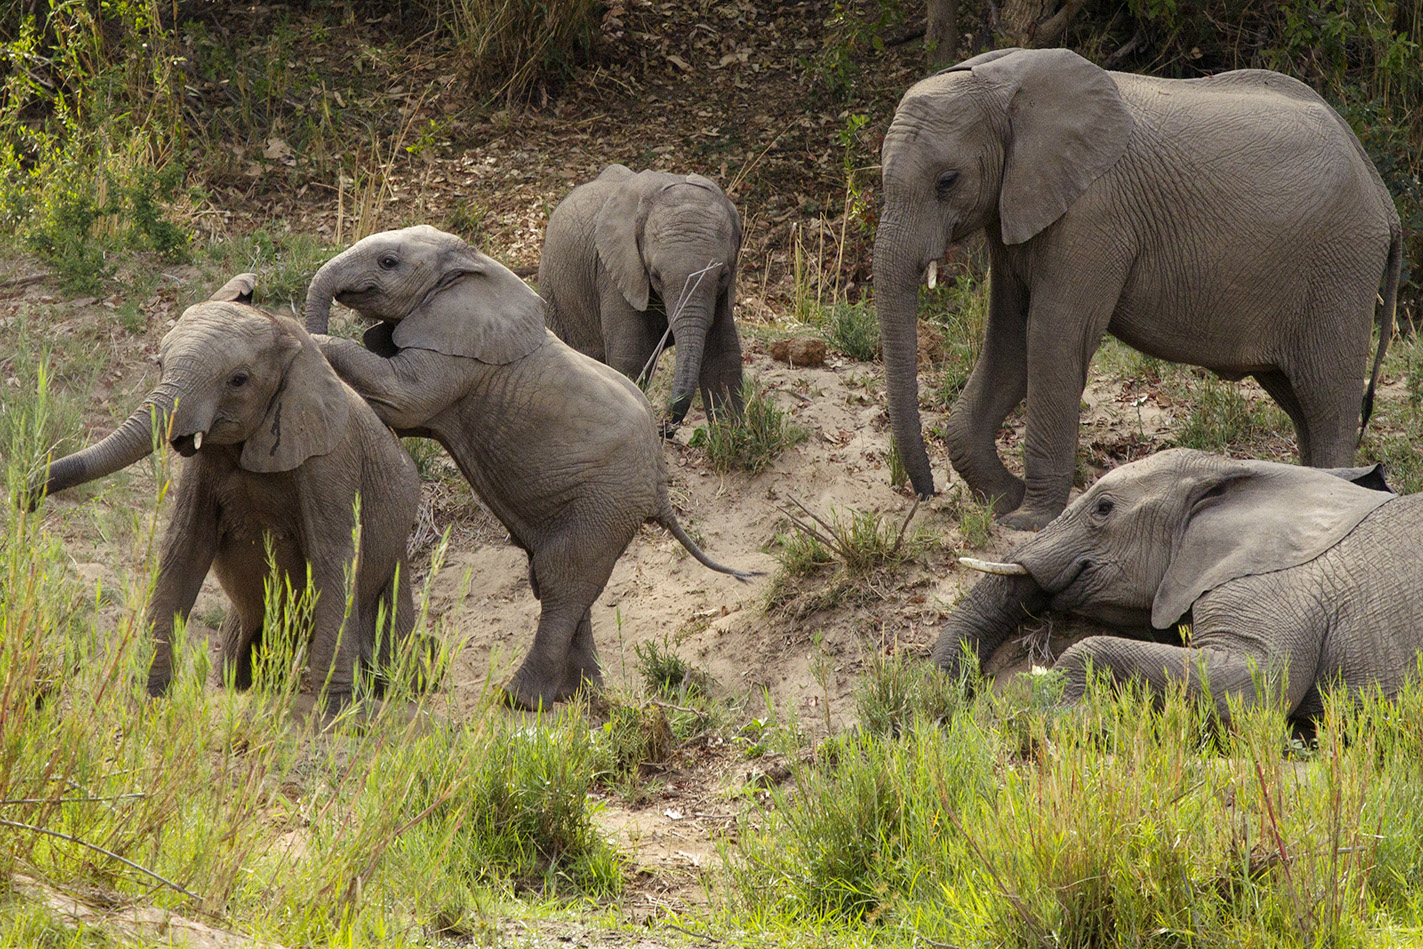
top-left (591, 694), bottom-right (675, 786)
top-left (633, 636), bottom-right (706, 699)
top-left (820, 300), bottom-right (880, 361)
top-left (777, 497), bottom-right (934, 575)
top-left (690, 377), bottom-right (808, 474)
top-left (944, 483), bottom-right (995, 550)
top-left (855, 652), bottom-right (968, 739)
top-left (887, 436), bottom-right (908, 491)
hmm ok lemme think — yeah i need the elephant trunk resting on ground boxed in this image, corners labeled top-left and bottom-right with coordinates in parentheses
top-left (27, 275), bottom-right (420, 706)
top-left (304, 225), bottom-right (757, 710)
top-left (934, 448), bottom-right (1420, 723)
top-left (875, 47), bottom-right (1401, 530)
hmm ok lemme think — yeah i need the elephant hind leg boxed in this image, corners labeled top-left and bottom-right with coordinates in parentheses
top-left (506, 534), bottom-right (622, 710)
top-left (1256, 364), bottom-right (1359, 468)
top-left (1254, 370), bottom-right (1312, 462)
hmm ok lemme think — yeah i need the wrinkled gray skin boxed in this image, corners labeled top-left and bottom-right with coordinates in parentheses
top-left (876, 48), bottom-right (1402, 530)
top-left (934, 449), bottom-right (1419, 723)
top-left (27, 276), bottom-right (419, 705)
top-left (305, 225), bottom-right (756, 710)
top-left (539, 164), bottom-right (744, 424)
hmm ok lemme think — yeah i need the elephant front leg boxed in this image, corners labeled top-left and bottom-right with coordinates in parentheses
top-left (146, 473), bottom-right (219, 696)
top-left (698, 303), bottom-right (745, 421)
top-left (1001, 283), bottom-right (1118, 531)
top-left (946, 275), bottom-right (1029, 512)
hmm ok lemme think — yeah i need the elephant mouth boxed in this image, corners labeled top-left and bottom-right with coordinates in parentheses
top-left (170, 432), bottom-right (202, 456)
top-left (335, 286), bottom-right (378, 307)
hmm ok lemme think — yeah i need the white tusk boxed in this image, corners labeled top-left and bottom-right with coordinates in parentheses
top-left (925, 259), bottom-right (938, 290)
top-left (193, 431), bottom-right (204, 450)
top-left (958, 556), bottom-right (1029, 576)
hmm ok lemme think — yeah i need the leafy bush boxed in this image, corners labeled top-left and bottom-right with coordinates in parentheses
top-left (820, 300), bottom-right (881, 361)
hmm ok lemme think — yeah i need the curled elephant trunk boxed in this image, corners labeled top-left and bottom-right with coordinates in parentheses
top-left (874, 230), bottom-right (934, 498)
top-left (26, 383), bottom-right (180, 509)
top-left (932, 571), bottom-right (1048, 681)
top-left (304, 255), bottom-right (347, 335)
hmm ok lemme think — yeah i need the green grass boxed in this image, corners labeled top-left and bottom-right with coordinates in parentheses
top-left (690, 376), bottom-right (809, 474)
top-left (1168, 371), bottom-right (1294, 457)
top-left (819, 300), bottom-right (880, 361)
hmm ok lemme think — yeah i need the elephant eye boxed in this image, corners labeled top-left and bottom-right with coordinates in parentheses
top-left (1094, 498), bottom-right (1114, 517)
top-left (228, 370), bottom-right (250, 388)
top-left (935, 170), bottom-right (960, 195)
top-left (378, 254), bottom-right (399, 270)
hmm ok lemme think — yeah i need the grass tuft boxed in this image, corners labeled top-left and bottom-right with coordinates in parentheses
top-left (690, 376), bottom-right (808, 474)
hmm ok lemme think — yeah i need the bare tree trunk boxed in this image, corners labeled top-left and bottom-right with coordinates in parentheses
top-left (927, 0), bottom-right (959, 67)
top-left (999, 0), bottom-right (1089, 47)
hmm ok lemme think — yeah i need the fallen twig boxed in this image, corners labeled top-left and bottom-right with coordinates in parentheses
top-left (0, 817), bottom-right (204, 902)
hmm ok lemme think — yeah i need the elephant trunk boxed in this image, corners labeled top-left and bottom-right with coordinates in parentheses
top-left (304, 252), bottom-right (350, 335)
top-left (931, 571), bottom-right (1048, 680)
top-left (667, 292), bottom-right (713, 424)
top-left (27, 382), bottom-right (182, 508)
top-left (874, 225), bottom-right (935, 498)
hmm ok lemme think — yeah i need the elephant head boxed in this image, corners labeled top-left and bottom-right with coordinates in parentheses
top-left (592, 164), bottom-right (742, 422)
top-left (27, 276), bottom-right (351, 505)
top-left (874, 48), bottom-right (1132, 498)
top-left (933, 449), bottom-right (1395, 676)
top-left (304, 224), bottom-right (546, 364)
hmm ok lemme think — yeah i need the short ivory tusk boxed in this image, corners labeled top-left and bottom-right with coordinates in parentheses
top-left (925, 259), bottom-right (938, 290)
top-left (193, 431), bottom-right (204, 450)
top-left (958, 556), bottom-right (1029, 576)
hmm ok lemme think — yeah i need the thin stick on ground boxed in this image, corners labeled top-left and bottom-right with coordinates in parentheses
top-left (0, 817), bottom-right (205, 902)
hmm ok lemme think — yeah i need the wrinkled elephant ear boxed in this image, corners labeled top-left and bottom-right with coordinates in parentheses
top-left (209, 273), bottom-right (258, 304)
top-left (240, 317), bottom-right (351, 473)
top-left (937, 46), bottom-right (1023, 75)
top-left (1152, 462), bottom-right (1396, 628)
top-left (967, 48), bottom-right (1132, 246)
top-left (391, 248), bottom-right (545, 364)
top-left (594, 173), bottom-right (651, 312)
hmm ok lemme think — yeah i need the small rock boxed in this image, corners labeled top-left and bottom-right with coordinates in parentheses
top-left (769, 336), bottom-right (827, 368)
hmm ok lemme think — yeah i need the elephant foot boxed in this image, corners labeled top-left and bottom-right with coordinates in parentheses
top-left (996, 504), bottom-right (1060, 532)
top-left (560, 659), bottom-right (603, 703)
top-left (502, 669), bottom-right (574, 712)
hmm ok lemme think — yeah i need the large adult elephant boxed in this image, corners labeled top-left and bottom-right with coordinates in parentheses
top-left (25, 275), bottom-right (420, 706)
top-left (305, 226), bottom-right (756, 710)
top-left (935, 449), bottom-right (1415, 724)
top-left (538, 164), bottom-right (744, 423)
top-left (875, 47), bottom-right (1402, 530)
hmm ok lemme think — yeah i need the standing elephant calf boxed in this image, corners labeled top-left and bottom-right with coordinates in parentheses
top-left (538, 164), bottom-right (745, 423)
top-left (27, 275), bottom-right (420, 706)
top-left (305, 226), bottom-right (755, 710)
top-left (876, 47), bottom-right (1402, 529)
top-left (935, 449), bottom-right (1419, 723)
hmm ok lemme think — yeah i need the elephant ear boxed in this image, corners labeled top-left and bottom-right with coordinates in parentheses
top-left (241, 318), bottom-right (351, 473)
top-left (391, 251), bottom-right (546, 364)
top-left (594, 173), bottom-right (652, 312)
top-left (969, 48), bottom-right (1132, 246)
top-left (209, 273), bottom-right (257, 304)
top-left (1151, 462), bottom-right (1396, 628)
top-left (938, 46), bottom-right (1023, 75)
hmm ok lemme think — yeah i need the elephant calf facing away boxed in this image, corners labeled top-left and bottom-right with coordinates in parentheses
top-left (935, 449), bottom-right (1420, 723)
top-left (305, 226), bottom-right (756, 710)
top-left (28, 276), bottom-right (420, 705)
top-left (538, 164), bottom-right (745, 424)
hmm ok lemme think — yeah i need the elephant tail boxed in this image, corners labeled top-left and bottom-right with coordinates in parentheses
top-left (1360, 226), bottom-right (1402, 440)
top-left (655, 504), bottom-right (762, 582)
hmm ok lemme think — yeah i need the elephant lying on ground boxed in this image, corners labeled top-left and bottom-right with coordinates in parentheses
top-left (26, 275), bottom-right (420, 706)
top-left (539, 164), bottom-right (744, 424)
top-left (875, 47), bottom-right (1402, 530)
top-left (935, 449), bottom-right (1417, 723)
top-left (304, 226), bottom-right (756, 710)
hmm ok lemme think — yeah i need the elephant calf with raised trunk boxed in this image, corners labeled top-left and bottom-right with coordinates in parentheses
top-left (538, 163), bottom-right (745, 424)
top-left (936, 449), bottom-right (1420, 724)
top-left (305, 225), bottom-right (756, 710)
top-left (875, 47), bottom-right (1402, 530)
top-left (26, 275), bottom-right (420, 707)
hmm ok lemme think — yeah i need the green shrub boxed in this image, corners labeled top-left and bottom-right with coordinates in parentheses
top-left (690, 376), bottom-right (808, 474)
top-left (820, 300), bottom-right (880, 361)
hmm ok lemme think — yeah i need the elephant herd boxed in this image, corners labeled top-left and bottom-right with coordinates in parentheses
top-left (23, 49), bottom-right (1417, 725)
